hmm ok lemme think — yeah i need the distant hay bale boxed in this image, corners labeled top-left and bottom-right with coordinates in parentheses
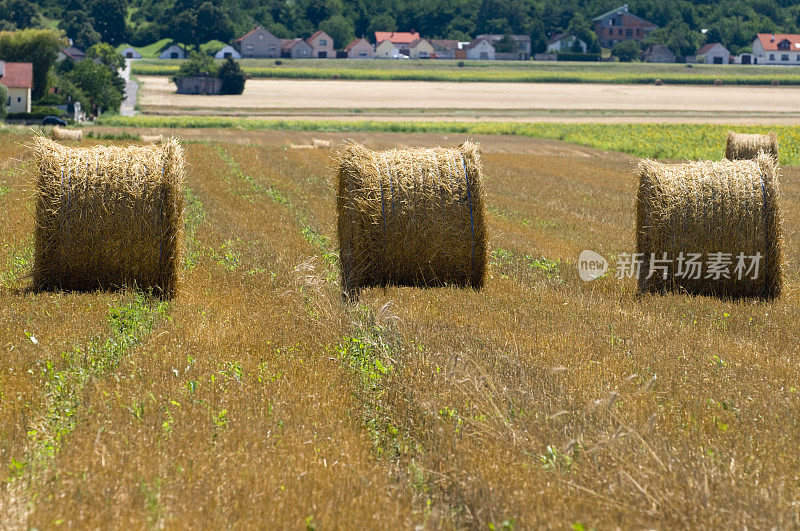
top-left (725, 131), bottom-right (778, 162)
top-left (51, 126), bottom-right (82, 141)
top-left (31, 136), bottom-right (185, 298)
top-left (714, 78), bottom-right (723, 86)
top-left (636, 154), bottom-right (782, 299)
top-left (337, 141), bottom-right (487, 295)
top-left (290, 144), bottom-right (314, 149)
top-left (312, 138), bottom-right (331, 149)
top-left (140, 134), bottom-right (164, 143)
top-left (654, 78), bottom-right (663, 86)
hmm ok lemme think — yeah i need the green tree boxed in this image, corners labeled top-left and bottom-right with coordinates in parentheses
top-left (68, 59), bottom-right (123, 114)
top-left (86, 42), bottom-right (125, 71)
top-left (0, 0), bottom-right (36, 29)
top-left (59, 10), bottom-right (102, 50)
top-left (494, 33), bottom-right (518, 53)
top-left (0, 83), bottom-right (7, 119)
top-left (612, 40), bottom-right (642, 62)
top-left (218, 57), bottom-right (246, 95)
top-left (176, 51), bottom-right (218, 78)
top-left (0, 29), bottom-right (63, 100)
top-left (319, 14), bottom-right (355, 49)
top-left (90, 0), bottom-right (127, 45)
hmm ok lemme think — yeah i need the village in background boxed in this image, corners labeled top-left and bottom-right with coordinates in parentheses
top-left (0, 2), bottom-right (799, 122)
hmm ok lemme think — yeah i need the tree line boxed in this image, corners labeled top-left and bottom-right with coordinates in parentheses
top-left (1, 0), bottom-right (798, 56)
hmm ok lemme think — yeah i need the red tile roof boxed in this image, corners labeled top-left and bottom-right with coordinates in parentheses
top-left (236, 27), bottom-right (264, 42)
top-left (0, 62), bottom-right (32, 89)
top-left (374, 31), bottom-right (420, 45)
top-left (756, 33), bottom-right (800, 52)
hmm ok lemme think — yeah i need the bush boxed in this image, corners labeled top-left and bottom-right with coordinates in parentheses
top-left (556, 52), bottom-right (601, 62)
top-left (612, 40), bottom-right (642, 62)
top-left (176, 51), bottom-right (218, 80)
top-left (218, 57), bottom-right (246, 95)
top-left (31, 105), bottom-right (66, 116)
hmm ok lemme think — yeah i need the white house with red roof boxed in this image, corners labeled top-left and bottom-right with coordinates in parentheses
top-left (374, 31), bottom-right (420, 56)
top-left (753, 34), bottom-right (800, 65)
top-left (0, 61), bottom-right (33, 113)
top-left (306, 30), bottom-right (334, 58)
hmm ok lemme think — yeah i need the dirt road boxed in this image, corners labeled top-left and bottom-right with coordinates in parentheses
top-left (139, 76), bottom-right (800, 123)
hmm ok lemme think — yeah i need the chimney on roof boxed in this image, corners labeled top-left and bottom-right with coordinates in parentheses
top-left (771, 35), bottom-right (775, 42)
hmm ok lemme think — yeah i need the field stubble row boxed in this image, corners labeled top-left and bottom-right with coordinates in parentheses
top-left (0, 131), bottom-right (799, 527)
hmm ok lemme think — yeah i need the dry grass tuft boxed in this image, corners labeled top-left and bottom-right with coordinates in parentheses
top-left (31, 136), bottom-right (185, 298)
top-left (336, 141), bottom-right (487, 295)
top-left (636, 153), bottom-right (782, 298)
top-left (51, 126), bottom-right (82, 142)
top-left (725, 131), bottom-right (778, 161)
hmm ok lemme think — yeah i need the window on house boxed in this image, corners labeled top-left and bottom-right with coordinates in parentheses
top-left (303, 49), bottom-right (308, 55)
top-left (782, 54), bottom-right (789, 61)
top-left (259, 34), bottom-right (264, 40)
top-left (246, 44), bottom-right (254, 51)
top-left (480, 52), bottom-right (488, 59)
top-left (359, 50), bottom-right (366, 57)
top-left (320, 39), bottom-right (327, 46)
top-left (779, 40), bottom-right (790, 50)
top-left (17, 97), bottom-right (20, 102)
top-left (626, 29), bottom-right (633, 38)
top-left (6, 97), bottom-right (9, 106)
top-left (269, 45), bottom-right (276, 53)
top-left (609, 18), bottom-right (615, 26)
top-left (769, 53), bottom-right (775, 60)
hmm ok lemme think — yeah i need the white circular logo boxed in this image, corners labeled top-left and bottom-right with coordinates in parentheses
top-left (578, 250), bottom-right (608, 282)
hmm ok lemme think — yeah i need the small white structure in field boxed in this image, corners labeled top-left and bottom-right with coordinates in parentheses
top-left (120, 46), bottom-right (142, 59)
top-left (215, 46), bottom-right (241, 60)
top-left (159, 44), bottom-right (186, 60)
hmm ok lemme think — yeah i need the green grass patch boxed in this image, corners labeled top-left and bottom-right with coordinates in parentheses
top-left (9, 292), bottom-right (167, 481)
top-left (132, 59), bottom-right (800, 85)
top-left (97, 117), bottom-right (800, 165)
top-left (0, 244), bottom-right (33, 289)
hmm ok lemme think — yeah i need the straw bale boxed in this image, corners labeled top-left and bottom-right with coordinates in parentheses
top-left (312, 138), bottom-right (331, 149)
top-left (725, 131), bottom-right (778, 162)
top-left (290, 144), bottom-right (314, 149)
top-left (31, 136), bottom-right (185, 298)
top-left (337, 141), bottom-right (487, 295)
top-left (636, 153), bottom-right (782, 298)
top-left (51, 126), bottom-right (83, 141)
top-left (141, 134), bottom-right (165, 143)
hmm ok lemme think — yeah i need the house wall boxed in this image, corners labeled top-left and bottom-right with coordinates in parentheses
top-left (347, 41), bottom-right (374, 58)
top-left (375, 41), bottom-right (398, 58)
top-left (175, 77), bottom-right (223, 95)
top-left (700, 46), bottom-right (729, 64)
top-left (6, 87), bottom-right (30, 113)
top-left (466, 42), bottom-right (495, 60)
top-left (309, 33), bottom-right (335, 58)
top-left (284, 42), bottom-right (312, 58)
top-left (434, 47), bottom-right (455, 59)
top-left (410, 40), bottom-right (434, 59)
top-left (749, 40), bottom-right (800, 65)
top-left (239, 29), bottom-right (282, 58)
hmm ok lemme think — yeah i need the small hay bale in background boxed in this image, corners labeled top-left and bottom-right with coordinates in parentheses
top-left (141, 134), bottom-right (165, 143)
top-left (337, 141), bottom-right (487, 295)
top-left (654, 79), bottom-right (663, 86)
top-left (312, 138), bottom-right (331, 149)
top-left (725, 131), bottom-right (778, 162)
top-left (31, 136), bottom-right (185, 298)
top-left (636, 153), bottom-right (782, 299)
top-left (51, 126), bottom-right (82, 141)
top-left (290, 144), bottom-right (313, 149)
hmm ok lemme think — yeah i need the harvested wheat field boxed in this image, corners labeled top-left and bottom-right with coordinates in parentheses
top-left (1, 127), bottom-right (799, 528)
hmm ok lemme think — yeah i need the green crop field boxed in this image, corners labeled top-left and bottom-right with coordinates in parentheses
top-left (131, 58), bottom-right (800, 85)
top-left (94, 117), bottom-right (800, 165)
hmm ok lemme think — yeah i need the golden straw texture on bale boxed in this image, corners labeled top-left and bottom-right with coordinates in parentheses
top-left (51, 126), bottom-right (83, 141)
top-left (636, 153), bottom-right (782, 299)
top-left (725, 131), bottom-right (778, 162)
top-left (32, 136), bottom-right (185, 298)
top-left (337, 141), bottom-right (487, 295)
top-left (140, 134), bottom-right (165, 144)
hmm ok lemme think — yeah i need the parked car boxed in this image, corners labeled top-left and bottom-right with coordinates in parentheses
top-left (42, 116), bottom-right (67, 126)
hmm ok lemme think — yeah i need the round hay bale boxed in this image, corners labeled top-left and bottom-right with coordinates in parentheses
top-left (336, 141), bottom-right (487, 295)
top-left (636, 153), bottom-right (782, 299)
top-left (51, 126), bottom-right (82, 142)
top-left (31, 136), bottom-right (185, 298)
top-left (312, 138), bottom-right (331, 149)
top-left (771, 79), bottom-right (780, 86)
top-left (654, 78), bottom-right (663, 86)
top-left (714, 78), bottom-right (723, 86)
top-left (140, 134), bottom-right (165, 144)
top-left (725, 131), bottom-right (778, 162)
